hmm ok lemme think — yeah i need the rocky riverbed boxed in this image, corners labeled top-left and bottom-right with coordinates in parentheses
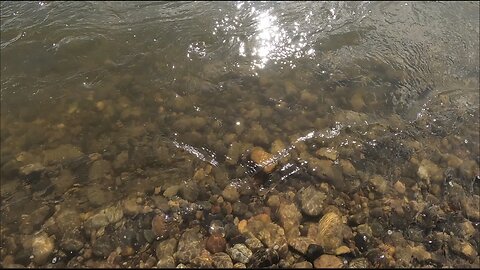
top-left (1, 1), bottom-right (479, 268)
top-left (1, 66), bottom-right (479, 268)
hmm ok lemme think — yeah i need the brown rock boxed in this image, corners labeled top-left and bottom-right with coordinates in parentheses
top-left (250, 147), bottom-right (276, 173)
top-left (206, 234), bottom-right (227, 254)
top-left (152, 214), bottom-right (169, 239)
top-left (315, 212), bottom-right (343, 253)
top-left (313, 254), bottom-right (343, 268)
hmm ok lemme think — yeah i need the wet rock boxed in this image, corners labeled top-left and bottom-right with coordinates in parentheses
top-left (222, 184), bottom-right (240, 202)
top-left (298, 186), bottom-right (327, 217)
top-left (369, 175), bottom-right (388, 194)
top-left (43, 144), bottom-right (83, 165)
top-left (292, 261), bottom-right (313, 268)
top-left (267, 195), bottom-right (280, 208)
top-left (32, 233), bottom-right (54, 265)
top-left (410, 244), bottom-right (432, 262)
top-left (233, 262), bottom-right (247, 268)
top-left (417, 159), bottom-right (443, 183)
top-left (88, 159), bottom-right (112, 180)
top-left (245, 236), bottom-right (264, 251)
top-left (19, 163), bottom-right (44, 177)
top-left (174, 227), bottom-right (204, 264)
top-left (248, 248), bottom-right (280, 268)
top-left (314, 212), bottom-right (344, 253)
top-left (250, 147), bottom-right (276, 173)
top-left (393, 180), bottom-right (406, 194)
top-left (335, 245), bottom-right (350, 255)
top-left (245, 214), bottom-right (289, 257)
top-left (85, 185), bottom-right (113, 207)
top-left (450, 238), bottom-right (478, 261)
top-left (113, 151), bottom-right (128, 170)
top-left (144, 229), bottom-right (156, 243)
top-left (339, 159), bottom-right (356, 177)
top-left (156, 256), bottom-right (176, 268)
top-left (123, 197), bottom-right (141, 216)
top-left (53, 208), bottom-right (82, 235)
top-left (156, 238), bottom-right (178, 259)
top-left (212, 252), bottom-right (234, 268)
top-left (163, 185), bottom-right (180, 198)
top-left (233, 201), bottom-right (248, 217)
top-left (461, 195), bottom-right (480, 221)
top-left (348, 258), bottom-right (370, 268)
top-left (60, 229), bottom-right (84, 253)
top-left (208, 220), bottom-right (226, 236)
top-left (205, 234), bottom-right (226, 254)
top-left (304, 156), bottom-right (345, 191)
top-left (315, 147), bottom-right (338, 161)
top-left (92, 235), bottom-right (114, 258)
top-left (458, 220), bottom-right (476, 239)
top-left (278, 202), bottom-right (302, 239)
top-left (228, 244), bottom-right (253, 264)
top-left (51, 169), bottom-right (74, 196)
top-left (305, 243), bottom-right (324, 262)
top-left (192, 249), bottom-right (214, 268)
top-left (313, 254), bottom-right (343, 268)
top-left (152, 213), bottom-right (170, 239)
top-left (180, 182), bottom-right (199, 202)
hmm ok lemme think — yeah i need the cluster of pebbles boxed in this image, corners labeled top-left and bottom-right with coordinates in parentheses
top-left (1, 60), bottom-right (479, 269)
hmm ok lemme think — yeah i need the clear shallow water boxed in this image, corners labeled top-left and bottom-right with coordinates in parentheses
top-left (1, 1), bottom-right (479, 268)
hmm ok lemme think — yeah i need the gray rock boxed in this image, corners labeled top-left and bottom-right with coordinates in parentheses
top-left (212, 252), bottom-right (234, 268)
top-left (298, 186), bottom-right (326, 216)
top-left (92, 235), bottom-right (114, 258)
top-left (174, 227), bottom-right (204, 264)
top-left (228, 244), bottom-right (252, 264)
top-left (156, 238), bottom-right (178, 259)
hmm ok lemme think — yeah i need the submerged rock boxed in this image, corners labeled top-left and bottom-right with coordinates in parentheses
top-left (31, 233), bottom-right (54, 265)
top-left (298, 186), bottom-right (327, 217)
top-left (250, 147), bottom-right (277, 173)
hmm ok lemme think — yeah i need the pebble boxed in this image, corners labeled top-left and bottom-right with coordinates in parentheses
top-left (292, 261), bottom-right (313, 268)
top-left (393, 180), bottom-right (406, 194)
top-left (205, 234), bottom-right (226, 254)
top-left (266, 195), bottom-right (280, 208)
top-left (314, 212), bottom-right (344, 253)
top-left (222, 185), bottom-right (240, 202)
top-left (250, 147), bottom-right (277, 173)
top-left (313, 254), bottom-right (343, 268)
top-left (315, 147), bottom-right (338, 161)
top-left (339, 159), bottom-right (356, 176)
top-left (156, 238), bottom-right (178, 259)
top-left (157, 256), bottom-right (175, 268)
top-left (278, 202), bottom-right (302, 239)
top-left (163, 185), bottom-right (180, 198)
top-left (31, 233), bottom-right (54, 265)
top-left (152, 213), bottom-right (169, 239)
top-left (123, 198), bottom-right (140, 216)
top-left (417, 159), bottom-right (443, 183)
top-left (92, 235), bottom-right (114, 258)
top-left (298, 186), bottom-right (327, 216)
top-left (228, 244), bottom-right (253, 264)
top-left (369, 175), bottom-right (388, 194)
top-left (212, 252), bottom-right (234, 268)
top-left (174, 227), bottom-right (204, 264)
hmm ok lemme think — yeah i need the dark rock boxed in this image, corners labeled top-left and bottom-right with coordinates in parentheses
top-left (305, 244), bottom-right (324, 262)
top-left (92, 235), bottom-right (114, 258)
top-left (205, 234), bottom-right (226, 254)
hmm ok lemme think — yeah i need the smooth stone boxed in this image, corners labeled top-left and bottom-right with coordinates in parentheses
top-left (313, 254), bottom-right (343, 268)
top-left (31, 233), bottom-right (54, 265)
top-left (156, 238), bottom-right (178, 259)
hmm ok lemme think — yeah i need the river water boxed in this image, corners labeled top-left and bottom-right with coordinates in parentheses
top-left (1, 1), bottom-right (479, 268)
